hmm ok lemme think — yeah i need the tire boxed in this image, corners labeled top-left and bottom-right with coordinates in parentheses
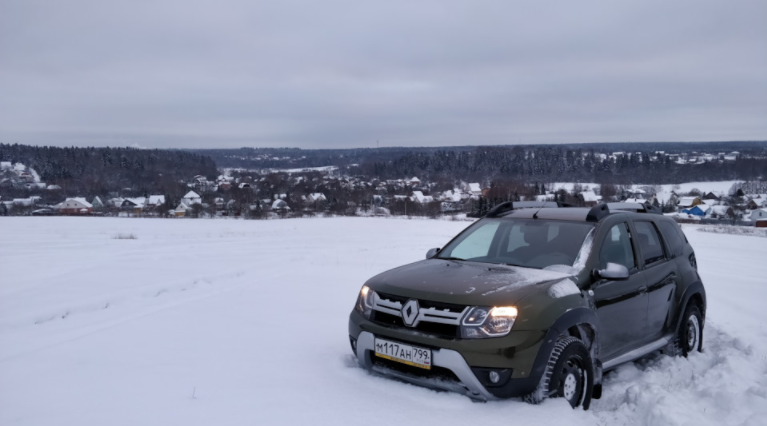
top-left (524, 336), bottom-right (594, 410)
top-left (677, 304), bottom-right (703, 356)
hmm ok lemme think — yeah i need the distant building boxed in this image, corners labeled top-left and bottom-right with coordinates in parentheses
top-left (59, 198), bottom-right (93, 215)
top-left (750, 209), bottom-right (767, 222)
top-left (91, 196), bottom-right (104, 209)
top-left (677, 197), bottom-right (702, 211)
top-left (182, 191), bottom-right (201, 205)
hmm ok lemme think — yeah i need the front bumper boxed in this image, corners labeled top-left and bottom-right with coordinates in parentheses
top-left (355, 331), bottom-right (499, 400)
top-left (350, 312), bottom-right (547, 401)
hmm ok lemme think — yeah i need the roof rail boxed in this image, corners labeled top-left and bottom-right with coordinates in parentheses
top-left (607, 202), bottom-right (662, 215)
top-left (586, 203), bottom-right (610, 222)
top-left (485, 201), bottom-right (561, 218)
top-left (586, 202), bottom-right (662, 222)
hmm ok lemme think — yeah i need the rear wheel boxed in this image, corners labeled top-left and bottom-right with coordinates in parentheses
top-left (677, 304), bottom-right (703, 356)
top-left (524, 336), bottom-right (594, 409)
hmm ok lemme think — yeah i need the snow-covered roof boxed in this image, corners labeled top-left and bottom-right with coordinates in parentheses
top-left (12, 198), bottom-right (33, 206)
top-left (147, 195), bottom-right (165, 205)
top-left (468, 183), bottom-right (481, 193)
top-left (124, 197), bottom-right (145, 207)
top-left (678, 197), bottom-right (699, 206)
top-left (183, 191), bottom-right (201, 199)
top-left (64, 197), bottom-right (93, 208)
top-left (272, 199), bottom-right (289, 209)
top-left (581, 190), bottom-right (600, 202)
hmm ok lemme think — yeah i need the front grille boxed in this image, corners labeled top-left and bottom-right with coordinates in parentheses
top-left (372, 355), bottom-right (461, 383)
top-left (370, 291), bottom-right (466, 339)
top-left (371, 311), bottom-right (460, 338)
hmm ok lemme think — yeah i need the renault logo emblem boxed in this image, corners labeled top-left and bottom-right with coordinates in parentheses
top-left (401, 299), bottom-right (420, 327)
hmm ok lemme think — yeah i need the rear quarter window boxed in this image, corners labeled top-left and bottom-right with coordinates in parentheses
top-left (658, 220), bottom-right (685, 257)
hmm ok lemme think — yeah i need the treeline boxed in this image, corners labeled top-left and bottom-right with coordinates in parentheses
top-left (363, 146), bottom-right (767, 184)
top-left (0, 144), bottom-right (217, 198)
top-left (192, 142), bottom-right (767, 185)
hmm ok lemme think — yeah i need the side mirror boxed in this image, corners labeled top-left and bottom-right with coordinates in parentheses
top-left (426, 248), bottom-right (441, 259)
top-left (594, 262), bottom-right (630, 280)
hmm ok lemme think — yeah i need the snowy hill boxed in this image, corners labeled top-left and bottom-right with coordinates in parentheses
top-left (0, 217), bottom-right (765, 426)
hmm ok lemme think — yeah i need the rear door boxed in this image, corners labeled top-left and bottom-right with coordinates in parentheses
top-left (638, 219), bottom-right (683, 340)
top-left (592, 221), bottom-right (649, 359)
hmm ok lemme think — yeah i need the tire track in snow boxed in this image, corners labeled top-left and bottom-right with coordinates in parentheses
top-left (0, 271), bottom-right (289, 363)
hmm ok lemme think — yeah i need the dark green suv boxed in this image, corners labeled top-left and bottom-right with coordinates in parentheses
top-left (348, 202), bottom-right (706, 409)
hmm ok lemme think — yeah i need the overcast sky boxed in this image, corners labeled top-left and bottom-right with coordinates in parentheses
top-left (1, 0), bottom-right (765, 149)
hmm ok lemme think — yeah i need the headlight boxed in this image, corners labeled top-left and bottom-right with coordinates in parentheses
top-left (355, 285), bottom-right (375, 319)
top-left (461, 306), bottom-right (517, 338)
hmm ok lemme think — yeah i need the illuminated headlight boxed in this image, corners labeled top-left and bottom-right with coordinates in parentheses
top-left (355, 285), bottom-right (375, 319)
top-left (461, 306), bottom-right (517, 339)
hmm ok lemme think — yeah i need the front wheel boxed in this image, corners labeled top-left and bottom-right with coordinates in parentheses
top-left (524, 336), bottom-right (594, 409)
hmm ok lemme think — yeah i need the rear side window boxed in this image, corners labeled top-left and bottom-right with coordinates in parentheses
top-left (658, 221), bottom-right (685, 257)
top-left (634, 221), bottom-right (666, 265)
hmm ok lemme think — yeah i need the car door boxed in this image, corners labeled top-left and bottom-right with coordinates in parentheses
top-left (634, 219), bottom-right (679, 341)
top-left (592, 221), bottom-right (649, 359)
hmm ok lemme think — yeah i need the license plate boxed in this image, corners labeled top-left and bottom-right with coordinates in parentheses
top-left (374, 337), bottom-right (432, 370)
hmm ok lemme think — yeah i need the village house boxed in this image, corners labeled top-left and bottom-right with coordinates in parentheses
top-left (58, 197), bottom-right (93, 215)
top-left (750, 209), bottom-right (767, 223)
top-left (677, 196), bottom-right (702, 211)
top-left (174, 201), bottom-right (191, 217)
top-left (708, 205), bottom-right (734, 219)
top-left (305, 193), bottom-right (327, 204)
top-left (182, 191), bottom-right (202, 205)
top-left (272, 199), bottom-right (290, 212)
top-left (145, 195), bottom-right (166, 208)
top-left (746, 197), bottom-right (766, 210)
top-left (411, 191), bottom-right (434, 204)
top-left (581, 190), bottom-right (601, 207)
top-left (121, 198), bottom-right (146, 213)
top-left (91, 196), bottom-right (104, 209)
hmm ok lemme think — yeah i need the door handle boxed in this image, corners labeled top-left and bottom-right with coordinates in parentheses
top-left (638, 286), bottom-right (648, 293)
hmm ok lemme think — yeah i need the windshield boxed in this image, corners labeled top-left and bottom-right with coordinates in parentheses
top-left (437, 218), bottom-right (595, 269)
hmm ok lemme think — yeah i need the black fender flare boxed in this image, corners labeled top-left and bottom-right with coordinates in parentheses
top-left (673, 280), bottom-right (707, 332)
top-left (527, 308), bottom-right (601, 386)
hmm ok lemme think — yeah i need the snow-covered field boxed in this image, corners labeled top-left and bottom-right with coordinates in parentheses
top-left (1, 217), bottom-right (766, 426)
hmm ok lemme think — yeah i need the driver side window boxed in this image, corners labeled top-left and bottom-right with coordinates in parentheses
top-left (599, 223), bottom-right (636, 271)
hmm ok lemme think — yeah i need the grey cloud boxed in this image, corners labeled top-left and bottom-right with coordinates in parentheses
top-left (0, 0), bottom-right (765, 148)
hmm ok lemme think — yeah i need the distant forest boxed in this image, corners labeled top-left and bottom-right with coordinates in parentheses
top-left (0, 144), bottom-right (217, 198)
top-left (192, 141), bottom-right (767, 184)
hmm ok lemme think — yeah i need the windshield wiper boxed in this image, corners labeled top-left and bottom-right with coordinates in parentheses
top-left (439, 257), bottom-right (465, 261)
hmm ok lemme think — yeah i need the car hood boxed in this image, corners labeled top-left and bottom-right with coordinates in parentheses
top-left (365, 259), bottom-right (574, 306)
